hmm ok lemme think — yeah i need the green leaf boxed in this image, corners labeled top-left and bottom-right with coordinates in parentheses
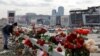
top-left (48, 45), bottom-right (53, 52)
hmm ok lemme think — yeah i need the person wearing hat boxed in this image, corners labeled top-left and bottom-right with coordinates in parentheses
top-left (2, 22), bottom-right (18, 49)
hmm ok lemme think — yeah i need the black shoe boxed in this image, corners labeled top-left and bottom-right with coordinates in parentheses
top-left (3, 45), bottom-right (9, 50)
top-left (3, 47), bottom-right (9, 50)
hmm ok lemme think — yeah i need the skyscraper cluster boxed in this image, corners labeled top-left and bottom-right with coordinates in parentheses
top-left (50, 6), bottom-right (65, 27)
top-left (52, 6), bottom-right (64, 16)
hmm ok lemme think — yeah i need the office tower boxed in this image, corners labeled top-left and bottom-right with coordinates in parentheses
top-left (57, 6), bottom-right (64, 16)
top-left (52, 9), bottom-right (57, 16)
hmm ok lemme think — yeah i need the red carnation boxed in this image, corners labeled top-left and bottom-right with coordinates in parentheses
top-left (15, 31), bottom-right (20, 36)
top-left (76, 43), bottom-right (82, 48)
top-left (37, 39), bottom-right (41, 44)
top-left (75, 28), bottom-right (90, 35)
top-left (57, 47), bottom-right (62, 52)
top-left (75, 28), bottom-right (83, 34)
top-left (82, 29), bottom-right (90, 35)
top-left (76, 37), bottom-right (84, 44)
top-left (66, 33), bottom-right (77, 42)
top-left (64, 42), bottom-right (68, 48)
top-left (75, 37), bottom-right (84, 48)
top-left (67, 43), bottom-right (75, 49)
top-left (39, 40), bottom-right (45, 46)
top-left (37, 39), bottom-right (45, 46)
top-left (24, 38), bottom-right (33, 48)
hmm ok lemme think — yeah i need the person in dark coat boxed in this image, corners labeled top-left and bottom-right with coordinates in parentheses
top-left (2, 22), bottom-right (18, 49)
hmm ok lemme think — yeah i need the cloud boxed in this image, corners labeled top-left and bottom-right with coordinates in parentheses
top-left (76, 0), bottom-right (94, 4)
top-left (0, 0), bottom-right (100, 19)
top-left (0, 0), bottom-right (6, 4)
top-left (44, 0), bottom-right (53, 2)
top-left (76, 0), bottom-right (100, 5)
top-left (0, 0), bottom-right (100, 7)
top-left (0, 0), bottom-right (11, 5)
top-left (0, 0), bottom-right (51, 7)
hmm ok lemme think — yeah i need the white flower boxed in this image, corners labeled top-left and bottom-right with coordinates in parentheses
top-left (85, 39), bottom-right (98, 53)
top-left (84, 43), bottom-right (91, 50)
top-left (89, 46), bottom-right (98, 53)
top-left (85, 39), bottom-right (95, 45)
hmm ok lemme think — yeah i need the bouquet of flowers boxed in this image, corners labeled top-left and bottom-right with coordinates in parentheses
top-left (56, 28), bottom-right (98, 56)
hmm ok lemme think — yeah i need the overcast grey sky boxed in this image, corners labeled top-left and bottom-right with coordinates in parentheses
top-left (0, 0), bottom-right (100, 18)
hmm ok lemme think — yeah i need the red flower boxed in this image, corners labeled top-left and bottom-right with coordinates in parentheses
top-left (37, 39), bottom-right (45, 46)
top-left (76, 37), bottom-right (84, 44)
top-left (37, 39), bottom-right (41, 44)
top-left (24, 38), bottom-right (33, 48)
top-left (76, 43), bottom-right (82, 48)
top-left (14, 31), bottom-right (20, 36)
top-left (39, 40), bottom-right (45, 46)
top-left (57, 47), bottom-right (62, 52)
top-left (36, 28), bottom-right (47, 34)
top-left (64, 33), bottom-right (77, 49)
top-left (75, 28), bottom-right (90, 35)
top-left (42, 51), bottom-right (48, 56)
top-left (64, 41), bottom-right (75, 49)
top-left (67, 43), bottom-right (75, 49)
top-left (59, 32), bottom-right (66, 37)
top-left (82, 29), bottom-right (90, 35)
top-left (75, 28), bottom-right (83, 34)
top-left (75, 37), bottom-right (84, 48)
top-left (41, 28), bottom-right (47, 34)
top-left (64, 33), bottom-right (85, 49)
top-left (64, 42), bottom-right (69, 48)
top-left (66, 33), bottom-right (77, 42)
top-left (51, 36), bottom-right (57, 42)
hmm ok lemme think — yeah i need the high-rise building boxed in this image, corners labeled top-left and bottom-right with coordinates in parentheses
top-left (8, 11), bottom-right (15, 23)
top-left (52, 9), bottom-right (57, 16)
top-left (61, 15), bottom-right (69, 27)
top-left (50, 9), bottom-right (57, 26)
top-left (50, 16), bottom-right (56, 26)
top-left (57, 6), bottom-right (64, 16)
top-left (56, 16), bottom-right (61, 25)
top-left (50, 6), bottom-right (64, 26)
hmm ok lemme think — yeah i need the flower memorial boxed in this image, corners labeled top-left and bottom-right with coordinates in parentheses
top-left (34, 28), bottom-right (98, 56)
top-left (11, 26), bottom-right (99, 56)
top-left (56, 28), bottom-right (98, 56)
